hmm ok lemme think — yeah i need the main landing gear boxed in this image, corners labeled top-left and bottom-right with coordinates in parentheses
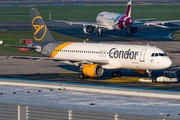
top-left (97, 27), bottom-right (103, 37)
top-left (97, 27), bottom-right (107, 37)
top-left (78, 73), bottom-right (88, 79)
top-left (78, 66), bottom-right (88, 79)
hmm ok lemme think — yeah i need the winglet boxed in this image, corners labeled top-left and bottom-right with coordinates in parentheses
top-left (125, 0), bottom-right (132, 17)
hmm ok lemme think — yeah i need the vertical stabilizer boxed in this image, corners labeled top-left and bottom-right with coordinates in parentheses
top-left (125, 0), bottom-right (132, 17)
top-left (30, 7), bottom-right (56, 42)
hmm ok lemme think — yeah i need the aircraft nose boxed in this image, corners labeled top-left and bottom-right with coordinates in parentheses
top-left (163, 57), bottom-right (172, 68)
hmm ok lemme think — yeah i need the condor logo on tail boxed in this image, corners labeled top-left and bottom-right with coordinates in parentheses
top-left (32, 16), bottom-right (47, 41)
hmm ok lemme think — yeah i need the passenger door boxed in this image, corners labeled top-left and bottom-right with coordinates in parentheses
top-left (139, 48), bottom-right (147, 62)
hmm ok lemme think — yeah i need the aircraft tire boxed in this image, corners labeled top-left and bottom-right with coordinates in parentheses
top-left (79, 73), bottom-right (85, 79)
top-left (112, 71), bottom-right (122, 77)
top-left (126, 32), bottom-right (132, 37)
top-left (112, 71), bottom-right (118, 77)
top-left (118, 71), bottom-right (122, 77)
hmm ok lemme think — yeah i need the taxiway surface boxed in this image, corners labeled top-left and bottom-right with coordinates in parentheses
top-left (1, 56), bottom-right (180, 92)
top-left (0, 22), bottom-right (179, 41)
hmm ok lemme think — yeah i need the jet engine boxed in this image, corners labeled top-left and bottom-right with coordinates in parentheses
top-left (83, 25), bottom-right (94, 34)
top-left (130, 26), bottom-right (138, 34)
top-left (82, 64), bottom-right (104, 78)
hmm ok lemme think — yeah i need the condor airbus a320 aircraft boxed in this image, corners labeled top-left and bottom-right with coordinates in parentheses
top-left (52, 0), bottom-right (180, 37)
top-left (6, 8), bottom-right (172, 79)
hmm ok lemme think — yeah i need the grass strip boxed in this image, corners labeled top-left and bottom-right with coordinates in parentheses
top-left (0, 30), bottom-right (83, 56)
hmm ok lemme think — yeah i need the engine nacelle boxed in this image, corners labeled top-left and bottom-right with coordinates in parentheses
top-left (130, 26), bottom-right (138, 34)
top-left (83, 25), bottom-right (94, 34)
top-left (82, 64), bottom-right (104, 78)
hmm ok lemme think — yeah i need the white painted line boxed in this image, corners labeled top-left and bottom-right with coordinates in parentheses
top-left (0, 80), bottom-right (180, 100)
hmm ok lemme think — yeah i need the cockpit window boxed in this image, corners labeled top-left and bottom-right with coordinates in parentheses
top-left (159, 53), bottom-right (165, 56)
top-left (151, 53), bottom-right (168, 57)
top-left (155, 53), bottom-right (158, 57)
top-left (151, 53), bottom-right (155, 57)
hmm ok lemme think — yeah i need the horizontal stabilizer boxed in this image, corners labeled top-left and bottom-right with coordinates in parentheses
top-left (3, 44), bottom-right (37, 49)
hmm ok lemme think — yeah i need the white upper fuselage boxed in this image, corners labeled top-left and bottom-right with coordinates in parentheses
top-left (96, 12), bottom-right (133, 30)
top-left (47, 42), bottom-right (172, 71)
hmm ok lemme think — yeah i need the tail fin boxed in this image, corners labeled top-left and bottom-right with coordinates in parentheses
top-left (30, 7), bottom-right (56, 42)
top-left (125, 0), bottom-right (132, 17)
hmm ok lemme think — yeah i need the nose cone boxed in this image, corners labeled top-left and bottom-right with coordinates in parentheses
top-left (162, 57), bottom-right (172, 69)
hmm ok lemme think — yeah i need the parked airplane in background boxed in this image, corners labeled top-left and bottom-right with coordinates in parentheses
top-left (5, 8), bottom-right (172, 79)
top-left (51, 0), bottom-right (180, 37)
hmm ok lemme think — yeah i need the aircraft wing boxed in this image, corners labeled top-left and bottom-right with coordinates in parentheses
top-left (52, 20), bottom-right (111, 29)
top-left (133, 19), bottom-right (180, 28)
top-left (7, 56), bottom-right (109, 65)
top-left (52, 20), bottom-right (94, 25)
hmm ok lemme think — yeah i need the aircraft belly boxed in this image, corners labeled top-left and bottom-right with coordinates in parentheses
top-left (54, 52), bottom-right (104, 62)
top-left (102, 59), bottom-right (121, 69)
top-left (113, 25), bottom-right (121, 30)
top-left (120, 59), bottom-right (140, 69)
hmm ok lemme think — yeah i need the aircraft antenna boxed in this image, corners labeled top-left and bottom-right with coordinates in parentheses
top-left (49, 11), bottom-right (51, 20)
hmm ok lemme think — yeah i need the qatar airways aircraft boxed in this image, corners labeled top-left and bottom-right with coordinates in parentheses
top-left (52, 0), bottom-right (180, 37)
top-left (5, 8), bottom-right (172, 79)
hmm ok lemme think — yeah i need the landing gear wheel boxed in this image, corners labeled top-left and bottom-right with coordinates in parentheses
top-left (97, 27), bottom-right (103, 37)
top-left (118, 71), bottom-right (122, 77)
top-left (97, 33), bottom-right (103, 37)
top-left (79, 73), bottom-right (85, 79)
top-left (112, 71), bottom-right (122, 77)
top-left (78, 73), bottom-right (88, 79)
top-left (126, 32), bottom-right (132, 37)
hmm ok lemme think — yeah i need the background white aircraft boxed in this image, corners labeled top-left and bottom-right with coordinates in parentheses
top-left (52, 0), bottom-right (180, 37)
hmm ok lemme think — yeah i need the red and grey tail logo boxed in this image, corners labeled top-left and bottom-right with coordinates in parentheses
top-left (32, 16), bottom-right (47, 41)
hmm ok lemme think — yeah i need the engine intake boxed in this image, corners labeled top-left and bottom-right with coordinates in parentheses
top-left (82, 64), bottom-right (104, 78)
top-left (83, 25), bottom-right (94, 34)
